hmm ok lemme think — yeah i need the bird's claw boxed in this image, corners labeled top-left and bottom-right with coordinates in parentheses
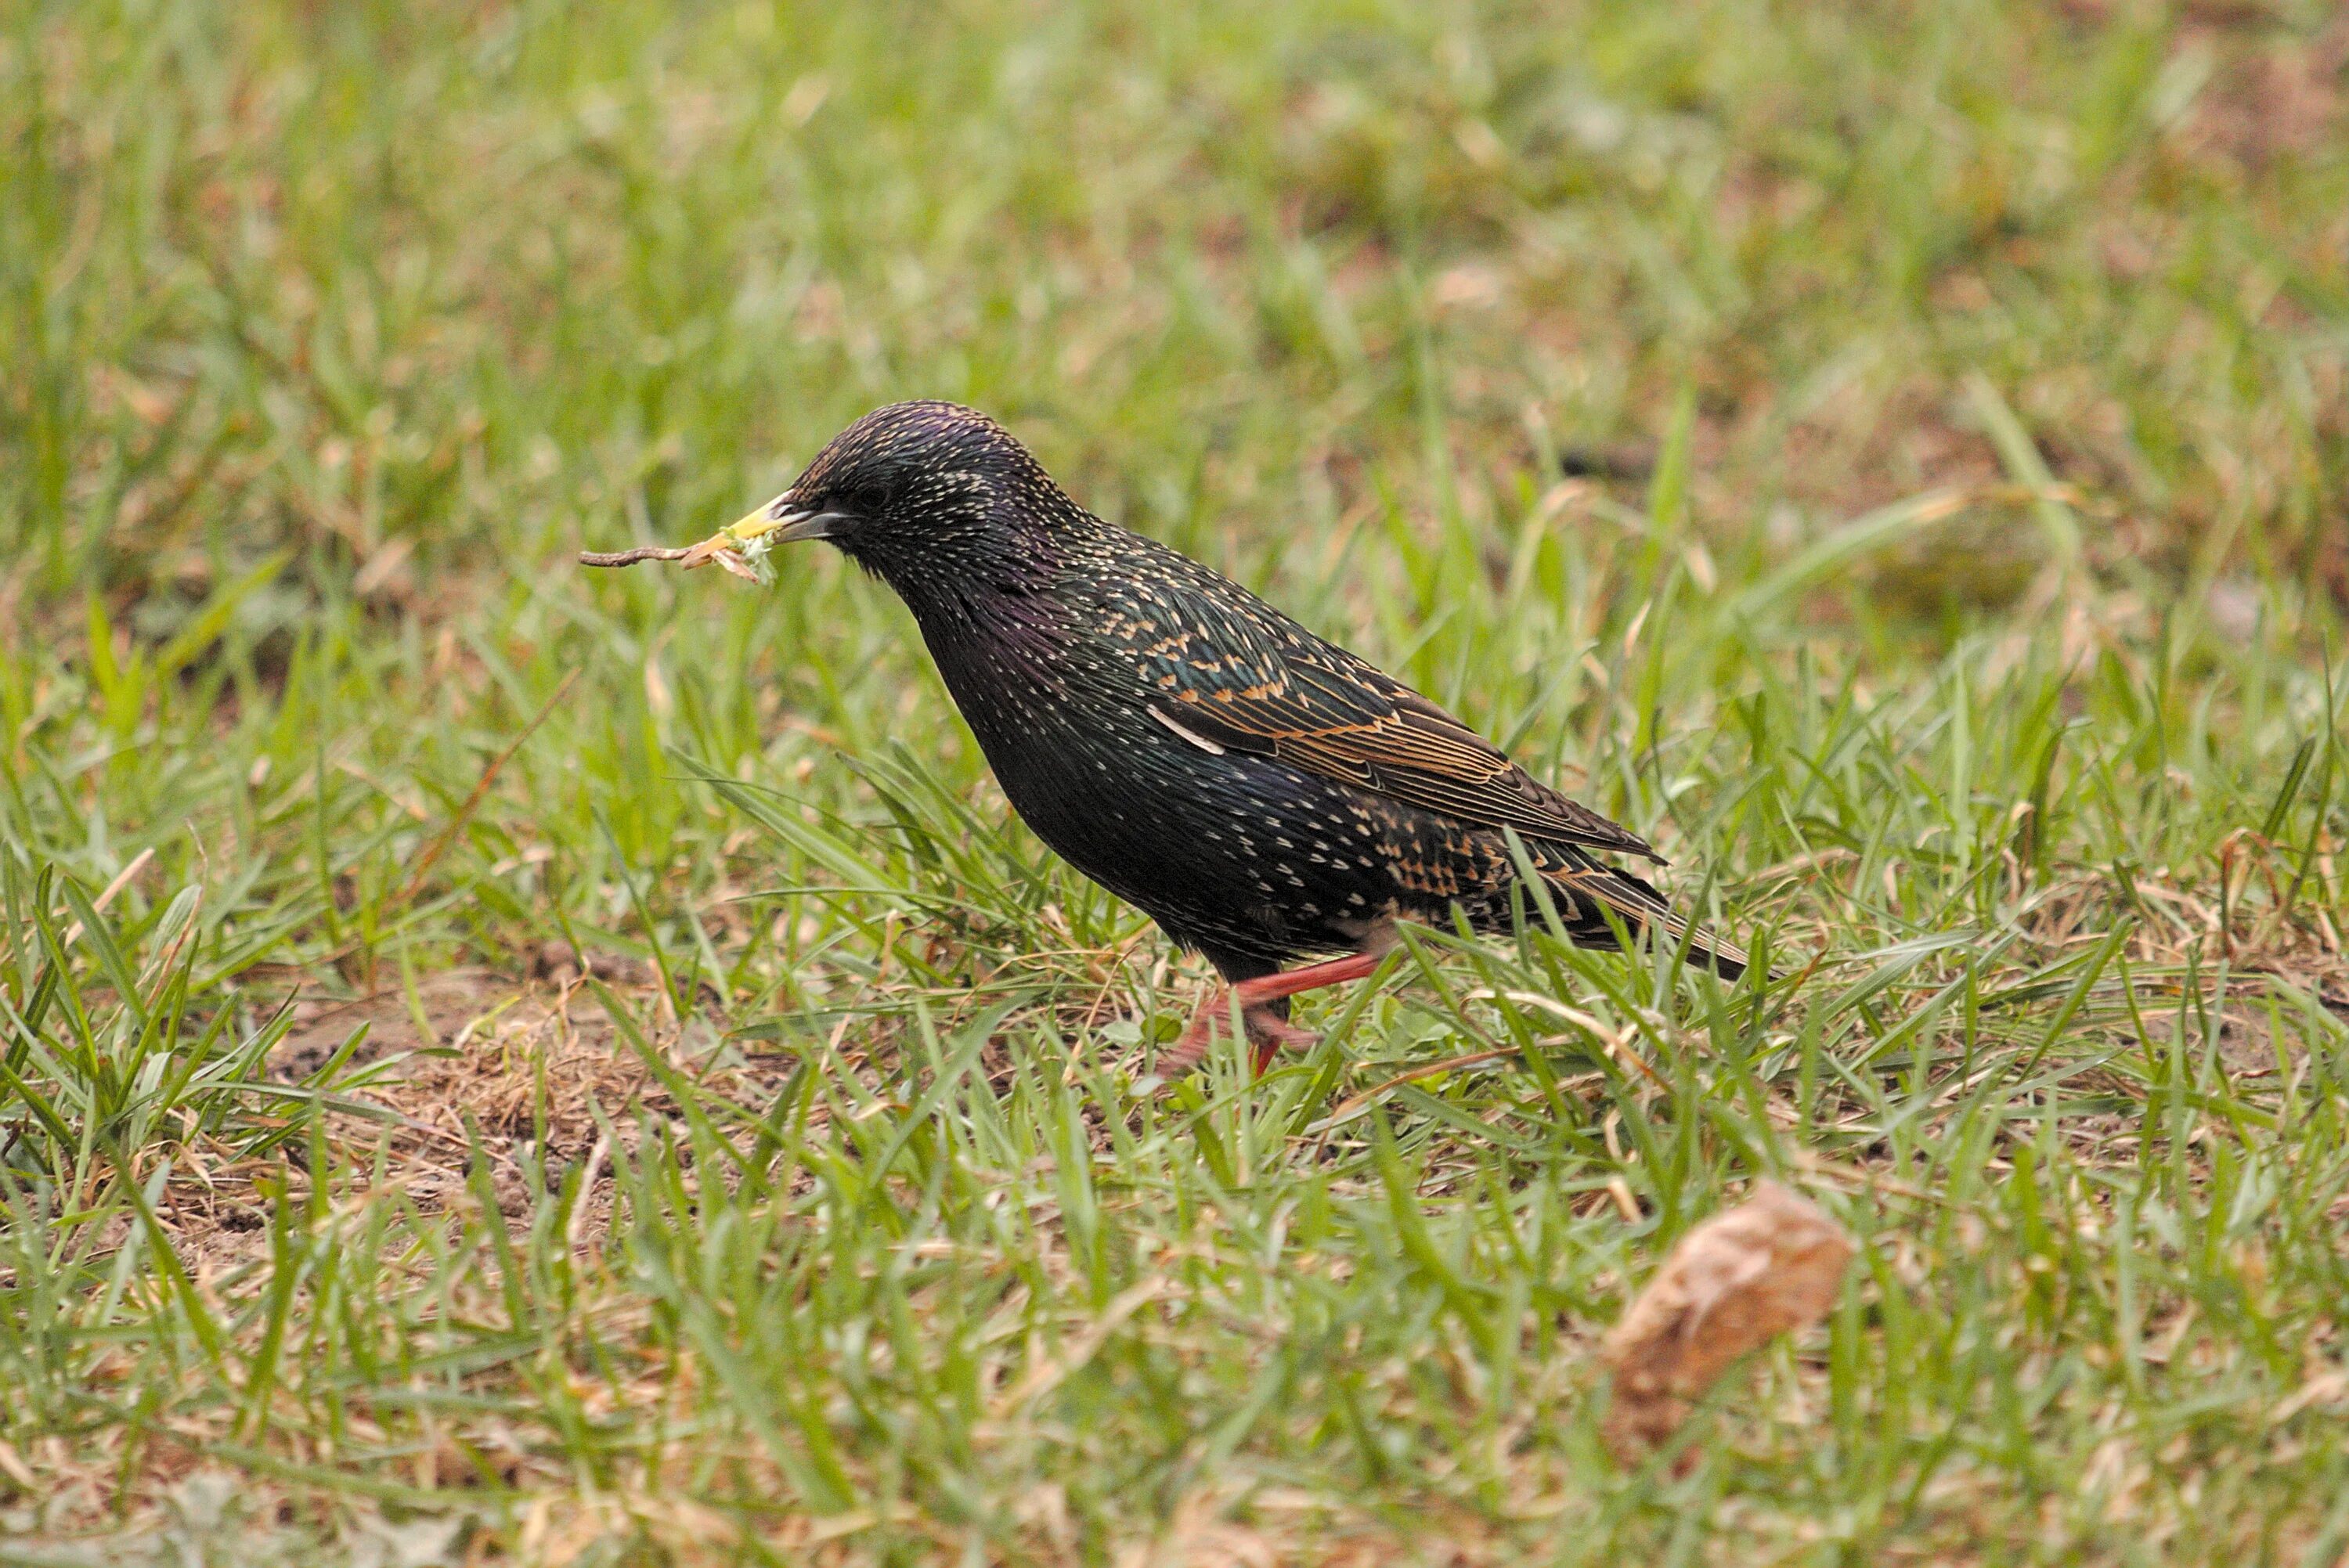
top-left (1155, 999), bottom-right (1318, 1080)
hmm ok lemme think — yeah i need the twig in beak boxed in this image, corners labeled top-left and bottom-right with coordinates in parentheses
top-left (579, 546), bottom-right (696, 568)
top-left (581, 523), bottom-right (771, 583)
top-left (677, 535), bottom-right (735, 569)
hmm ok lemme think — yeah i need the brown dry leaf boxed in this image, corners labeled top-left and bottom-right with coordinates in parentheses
top-left (1600, 1180), bottom-right (1853, 1459)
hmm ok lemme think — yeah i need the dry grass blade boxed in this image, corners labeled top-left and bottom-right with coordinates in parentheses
top-left (1314, 1047), bottom-right (1521, 1129)
top-left (56, 845), bottom-right (156, 949)
top-left (392, 669), bottom-right (579, 910)
top-left (985, 1277), bottom-right (1169, 1422)
top-left (1600, 1181), bottom-right (1853, 1460)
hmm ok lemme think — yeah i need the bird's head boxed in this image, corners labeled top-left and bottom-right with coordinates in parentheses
top-left (680, 401), bottom-right (1075, 594)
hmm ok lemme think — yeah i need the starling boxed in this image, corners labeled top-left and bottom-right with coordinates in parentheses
top-left (583, 402), bottom-right (1753, 1073)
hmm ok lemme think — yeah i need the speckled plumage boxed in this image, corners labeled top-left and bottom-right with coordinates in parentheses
top-left (747, 401), bottom-right (1751, 1059)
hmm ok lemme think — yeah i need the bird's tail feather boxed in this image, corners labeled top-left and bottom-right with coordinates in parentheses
top-left (1546, 865), bottom-right (1759, 983)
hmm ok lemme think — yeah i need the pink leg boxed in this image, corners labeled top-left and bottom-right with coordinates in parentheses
top-left (1231, 951), bottom-right (1389, 1006)
top-left (1160, 951), bottom-right (1390, 1076)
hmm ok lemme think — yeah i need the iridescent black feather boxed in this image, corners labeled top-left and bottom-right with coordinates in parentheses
top-left (769, 401), bottom-right (1752, 993)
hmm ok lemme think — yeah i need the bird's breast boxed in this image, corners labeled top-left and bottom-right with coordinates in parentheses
top-left (899, 588), bottom-right (1409, 961)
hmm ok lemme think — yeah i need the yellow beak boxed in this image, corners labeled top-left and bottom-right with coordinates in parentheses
top-left (680, 494), bottom-right (796, 570)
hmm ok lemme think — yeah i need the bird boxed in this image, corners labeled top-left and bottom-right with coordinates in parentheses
top-left (583, 401), bottom-right (1754, 1076)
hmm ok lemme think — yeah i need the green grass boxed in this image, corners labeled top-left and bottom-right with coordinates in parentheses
top-left (4, 0), bottom-right (2348, 1561)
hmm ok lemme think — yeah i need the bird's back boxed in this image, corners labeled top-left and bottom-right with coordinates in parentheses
top-left (896, 510), bottom-right (1746, 979)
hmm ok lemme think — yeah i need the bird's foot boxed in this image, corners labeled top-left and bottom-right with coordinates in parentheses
top-left (1153, 951), bottom-right (1392, 1080)
top-left (1241, 1005), bottom-right (1320, 1073)
top-left (1158, 999), bottom-right (1319, 1079)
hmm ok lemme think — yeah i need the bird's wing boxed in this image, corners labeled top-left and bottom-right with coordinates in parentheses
top-left (1130, 582), bottom-right (1662, 863)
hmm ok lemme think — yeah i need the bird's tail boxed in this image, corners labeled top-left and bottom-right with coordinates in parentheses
top-left (1543, 863), bottom-right (1759, 982)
